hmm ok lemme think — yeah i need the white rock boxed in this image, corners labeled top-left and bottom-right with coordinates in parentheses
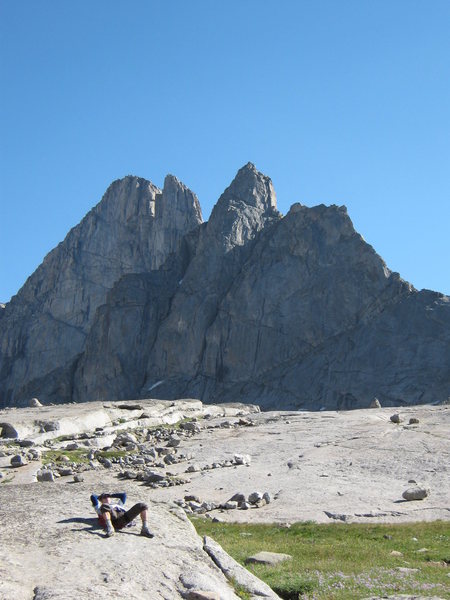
top-left (29, 397), bottom-right (43, 407)
top-left (234, 453), bottom-right (251, 465)
top-left (246, 551), bottom-right (292, 565)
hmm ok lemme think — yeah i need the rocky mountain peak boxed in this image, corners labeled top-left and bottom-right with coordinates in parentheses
top-left (159, 174), bottom-right (203, 226)
top-left (220, 162), bottom-right (277, 212)
top-left (0, 173), bottom-right (203, 408)
top-left (1, 164), bottom-right (450, 411)
top-left (205, 163), bottom-right (280, 252)
top-left (93, 175), bottom-right (162, 223)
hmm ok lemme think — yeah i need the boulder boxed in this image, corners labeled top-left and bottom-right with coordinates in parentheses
top-left (167, 435), bottom-right (181, 448)
top-left (37, 470), bottom-right (55, 482)
top-left (203, 536), bottom-right (282, 599)
top-left (402, 487), bottom-right (430, 501)
top-left (248, 491), bottom-right (263, 504)
top-left (10, 454), bottom-right (27, 467)
top-left (246, 551), bottom-right (292, 566)
top-left (229, 493), bottom-right (246, 504)
top-left (234, 454), bottom-right (251, 466)
top-left (29, 397), bottom-right (43, 407)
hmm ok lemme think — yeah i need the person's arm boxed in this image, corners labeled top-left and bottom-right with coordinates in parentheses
top-left (111, 493), bottom-right (127, 505)
top-left (90, 494), bottom-right (102, 515)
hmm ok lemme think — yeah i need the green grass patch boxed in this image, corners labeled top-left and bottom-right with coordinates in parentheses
top-left (42, 449), bottom-right (90, 464)
top-left (192, 519), bottom-right (450, 599)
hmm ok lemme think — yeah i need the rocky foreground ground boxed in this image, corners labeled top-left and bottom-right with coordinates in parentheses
top-left (0, 399), bottom-right (449, 599)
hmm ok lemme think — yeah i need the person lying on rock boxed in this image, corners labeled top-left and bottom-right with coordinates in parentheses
top-left (90, 492), bottom-right (154, 538)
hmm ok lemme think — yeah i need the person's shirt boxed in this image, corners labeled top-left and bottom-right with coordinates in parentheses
top-left (90, 493), bottom-right (127, 526)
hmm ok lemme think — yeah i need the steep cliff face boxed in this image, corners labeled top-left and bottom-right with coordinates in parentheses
top-left (1, 163), bottom-right (450, 409)
top-left (0, 175), bottom-right (202, 407)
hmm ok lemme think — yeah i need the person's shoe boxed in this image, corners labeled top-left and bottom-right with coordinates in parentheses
top-left (106, 526), bottom-right (115, 537)
top-left (140, 526), bottom-right (154, 538)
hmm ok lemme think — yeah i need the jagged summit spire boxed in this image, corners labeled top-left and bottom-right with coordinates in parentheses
top-left (223, 162), bottom-right (277, 212)
top-left (202, 163), bottom-right (280, 253)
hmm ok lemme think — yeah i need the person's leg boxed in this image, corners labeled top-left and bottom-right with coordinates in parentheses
top-left (113, 503), bottom-right (153, 534)
top-left (117, 502), bottom-right (153, 537)
top-left (101, 509), bottom-right (115, 537)
top-left (139, 508), bottom-right (153, 537)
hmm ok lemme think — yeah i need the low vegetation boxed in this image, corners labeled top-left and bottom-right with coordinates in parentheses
top-left (192, 519), bottom-right (450, 599)
top-left (42, 449), bottom-right (90, 464)
top-left (41, 448), bottom-right (132, 464)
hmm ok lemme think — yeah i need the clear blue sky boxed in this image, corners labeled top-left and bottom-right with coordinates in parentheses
top-left (1, 1), bottom-right (449, 302)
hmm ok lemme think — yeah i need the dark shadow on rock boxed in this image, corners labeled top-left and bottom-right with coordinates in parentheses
top-left (58, 516), bottom-right (98, 526)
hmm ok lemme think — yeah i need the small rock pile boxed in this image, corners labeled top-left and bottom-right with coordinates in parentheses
top-left (185, 453), bottom-right (251, 473)
top-left (175, 490), bottom-right (272, 516)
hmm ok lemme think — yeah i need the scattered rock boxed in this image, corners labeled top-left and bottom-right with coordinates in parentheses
top-left (233, 454), bottom-right (251, 466)
top-left (262, 492), bottom-right (271, 504)
top-left (180, 421), bottom-right (201, 433)
top-left (369, 398), bottom-right (381, 408)
top-left (228, 492), bottom-right (246, 504)
top-left (248, 491), bottom-right (263, 504)
top-left (390, 550), bottom-right (403, 556)
top-left (29, 398), bottom-right (43, 407)
top-left (143, 470), bottom-right (166, 483)
top-left (402, 487), bottom-right (430, 501)
top-left (64, 443), bottom-right (80, 450)
top-left (37, 470), bottom-right (55, 482)
top-left (19, 439), bottom-right (34, 447)
top-left (167, 435), bottom-right (181, 448)
top-left (409, 417), bottom-right (420, 425)
top-left (246, 551), bottom-right (292, 566)
top-left (254, 498), bottom-right (267, 508)
top-left (390, 413), bottom-right (402, 424)
top-left (184, 494), bottom-right (201, 503)
top-left (73, 473), bottom-right (84, 482)
top-left (324, 511), bottom-right (350, 522)
top-left (186, 464), bottom-right (201, 473)
top-left (56, 455), bottom-right (70, 463)
top-left (10, 454), bottom-right (27, 467)
top-left (57, 468), bottom-right (73, 476)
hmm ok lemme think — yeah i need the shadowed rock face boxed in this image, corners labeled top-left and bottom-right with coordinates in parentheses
top-left (0, 175), bottom-right (202, 407)
top-left (1, 163), bottom-right (450, 409)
